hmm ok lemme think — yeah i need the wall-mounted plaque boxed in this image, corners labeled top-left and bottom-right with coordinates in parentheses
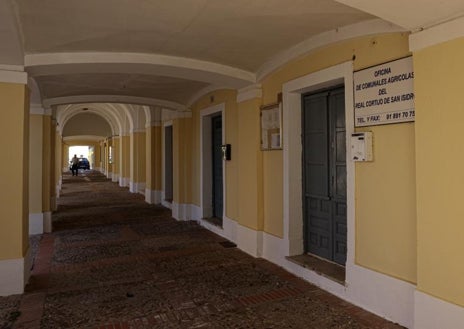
top-left (260, 102), bottom-right (282, 150)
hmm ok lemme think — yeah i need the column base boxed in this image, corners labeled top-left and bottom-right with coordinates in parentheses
top-left (0, 248), bottom-right (31, 296)
top-left (29, 213), bottom-right (44, 235)
top-left (145, 189), bottom-right (162, 204)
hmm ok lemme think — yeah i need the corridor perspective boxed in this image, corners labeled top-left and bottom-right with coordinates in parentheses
top-left (3, 1), bottom-right (464, 328)
top-left (3, 171), bottom-right (402, 329)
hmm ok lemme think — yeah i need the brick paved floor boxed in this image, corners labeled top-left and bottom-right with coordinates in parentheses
top-left (2, 171), bottom-right (405, 329)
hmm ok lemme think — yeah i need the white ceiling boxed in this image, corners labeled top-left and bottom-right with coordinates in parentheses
top-left (1, 0), bottom-right (463, 109)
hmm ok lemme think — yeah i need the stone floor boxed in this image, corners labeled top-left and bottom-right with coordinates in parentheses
top-left (2, 170), bottom-right (405, 329)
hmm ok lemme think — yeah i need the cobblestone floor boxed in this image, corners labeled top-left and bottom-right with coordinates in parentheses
top-left (3, 171), bottom-right (405, 329)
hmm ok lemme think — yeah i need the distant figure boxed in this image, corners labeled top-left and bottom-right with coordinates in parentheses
top-left (71, 154), bottom-right (79, 176)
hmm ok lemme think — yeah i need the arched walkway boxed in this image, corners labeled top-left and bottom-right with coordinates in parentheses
top-left (6, 171), bottom-right (403, 328)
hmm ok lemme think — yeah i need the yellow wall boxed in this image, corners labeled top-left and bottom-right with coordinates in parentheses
top-left (261, 32), bottom-right (416, 282)
top-left (131, 132), bottom-right (146, 184)
top-left (146, 126), bottom-right (162, 191)
top-left (173, 118), bottom-right (192, 204)
top-left (414, 37), bottom-right (464, 306)
top-left (190, 90), bottom-right (239, 220)
top-left (42, 116), bottom-right (52, 213)
top-left (237, 98), bottom-right (264, 230)
top-left (29, 114), bottom-right (43, 214)
top-left (0, 82), bottom-right (29, 259)
top-left (113, 137), bottom-right (120, 176)
top-left (122, 135), bottom-right (130, 179)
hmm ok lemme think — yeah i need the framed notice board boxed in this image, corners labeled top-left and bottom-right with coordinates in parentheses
top-left (260, 102), bottom-right (282, 150)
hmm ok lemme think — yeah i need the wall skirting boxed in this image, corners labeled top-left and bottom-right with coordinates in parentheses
top-left (129, 182), bottom-right (146, 194)
top-left (119, 177), bottom-right (130, 187)
top-left (0, 248), bottom-right (31, 296)
top-left (112, 173), bottom-right (119, 183)
top-left (29, 213), bottom-right (44, 235)
top-left (414, 290), bottom-right (464, 329)
top-left (236, 224), bottom-right (263, 258)
top-left (145, 189), bottom-right (162, 204)
top-left (172, 202), bottom-right (192, 221)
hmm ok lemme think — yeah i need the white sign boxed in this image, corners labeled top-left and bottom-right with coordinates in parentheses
top-left (354, 57), bottom-right (414, 127)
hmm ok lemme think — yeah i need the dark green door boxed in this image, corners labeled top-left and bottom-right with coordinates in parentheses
top-left (212, 115), bottom-right (223, 219)
top-left (302, 87), bottom-right (347, 265)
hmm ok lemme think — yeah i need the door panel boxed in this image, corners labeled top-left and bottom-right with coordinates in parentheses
top-left (164, 125), bottom-right (173, 201)
top-left (212, 115), bottom-right (223, 219)
top-left (303, 87), bottom-right (347, 265)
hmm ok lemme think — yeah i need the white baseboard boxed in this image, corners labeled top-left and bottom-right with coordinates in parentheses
top-left (44, 211), bottom-right (52, 233)
top-left (119, 177), bottom-right (130, 187)
top-left (414, 290), bottom-right (464, 329)
top-left (145, 189), bottom-right (162, 204)
top-left (172, 202), bottom-right (192, 221)
top-left (112, 173), bottom-right (119, 183)
top-left (107, 172), bottom-right (113, 179)
top-left (198, 215), bottom-right (238, 243)
top-left (0, 248), bottom-right (31, 296)
top-left (29, 213), bottom-right (44, 235)
top-left (236, 224), bottom-right (263, 258)
top-left (129, 182), bottom-right (145, 194)
top-left (191, 204), bottom-right (202, 221)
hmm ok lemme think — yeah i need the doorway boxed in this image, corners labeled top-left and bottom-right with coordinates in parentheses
top-left (211, 115), bottom-right (223, 220)
top-left (164, 125), bottom-right (173, 203)
top-left (302, 86), bottom-right (347, 266)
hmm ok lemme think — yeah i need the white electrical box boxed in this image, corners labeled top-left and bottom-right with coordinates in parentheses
top-left (351, 132), bottom-right (373, 162)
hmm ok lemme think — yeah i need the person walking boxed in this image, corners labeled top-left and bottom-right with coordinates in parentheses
top-left (71, 154), bottom-right (79, 176)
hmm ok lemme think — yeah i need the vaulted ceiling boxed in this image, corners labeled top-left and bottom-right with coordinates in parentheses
top-left (1, 0), bottom-right (464, 110)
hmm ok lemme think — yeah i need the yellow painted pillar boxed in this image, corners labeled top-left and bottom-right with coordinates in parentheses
top-left (130, 130), bottom-right (146, 193)
top-left (29, 111), bottom-right (44, 234)
top-left (172, 118), bottom-right (192, 219)
top-left (0, 80), bottom-right (30, 295)
top-left (121, 134), bottom-right (130, 187)
top-left (94, 143), bottom-right (102, 172)
top-left (107, 138), bottom-right (113, 179)
top-left (42, 114), bottom-right (53, 232)
top-left (112, 136), bottom-right (120, 182)
top-left (54, 128), bottom-right (62, 200)
top-left (236, 97), bottom-right (264, 256)
top-left (145, 125), bottom-right (162, 203)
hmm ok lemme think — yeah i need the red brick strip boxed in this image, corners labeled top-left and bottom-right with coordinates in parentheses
top-left (237, 287), bottom-right (302, 306)
top-left (13, 235), bottom-right (55, 328)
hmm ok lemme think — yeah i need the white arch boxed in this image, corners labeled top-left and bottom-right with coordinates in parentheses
top-left (24, 52), bottom-right (255, 88)
top-left (43, 95), bottom-right (186, 112)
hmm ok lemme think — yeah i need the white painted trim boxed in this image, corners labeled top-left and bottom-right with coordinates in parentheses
top-left (198, 215), bottom-right (238, 243)
top-left (172, 202), bottom-right (191, 221)
top-left (190, 204), bottom-right (202, 221)
top-left (0, 249), bottom-right (31, 296)
top-left (29, 213), bottom-right (44, 235)
top-left (236, 84), bottom-right (262, 103)
top-left (112, 173), bottom-right (119, 183)
top-left (200, 103), bottom-right (226, 220)
top-left (0, 64), bottom-right (24, 72)
top-left (161, 109), bottom-right (192, 122)
top-left (261, 232), bottom-right (414, 328)
top-left (282, 61), bottom-right (354, 258)
top-left (409, 15), bottom-right (464, 51)
top-left (44, 211), bottom-right (52, 233)
top-left (145, 189), bottom-right (162, 204)
top-left (30, 104), bottom-right (46, 115)
top-left (25, 52), bottom-right (255, 88)
top-left (107, 172), bottom-right (113, 179)
top-left (119, 177), bottom-right (130, 187)
top-left (257, 18), bottom-right (405, 81)
top-left (161, 199), bottom-right (172, 209)
top-left (236, 224), bottom-right (263, 258)
top-left (0, 69), bottom-right (27, 84)
top-left (43, 95), bottom-right (186, 111)
top-left (414, 290), bottom-right (464, 329)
